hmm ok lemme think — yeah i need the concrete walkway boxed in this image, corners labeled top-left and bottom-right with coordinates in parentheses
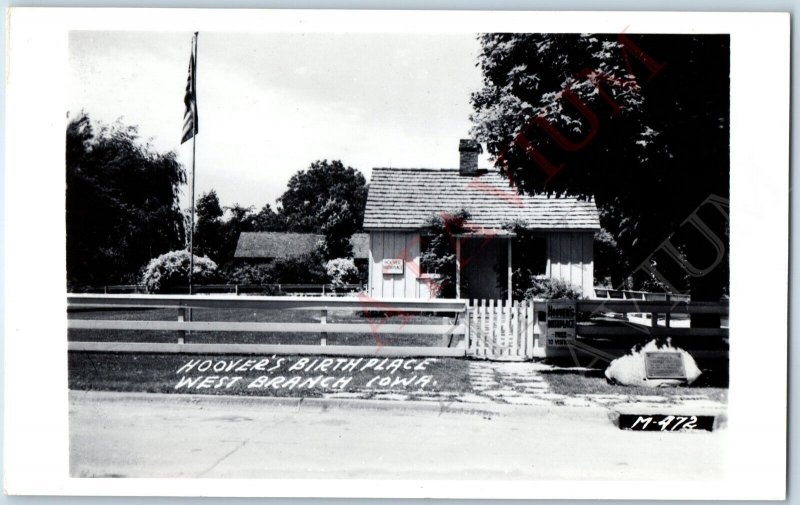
top-left (70, 390), bottom-right (727, 480)
top-left (324, 360), bottom-right (727, 412)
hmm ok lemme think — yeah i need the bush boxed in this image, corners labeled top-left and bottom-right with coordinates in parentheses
top-left (269, 251), bottom-right (328, 285)
top-left (220, 263), bottom-right (274, 285)
top-left (523, 275), bottom-right (584, 300)
top-left (142, 250), bottom-right (218, 293)
top-left (419, 209), bottom-right (471, 298)
top-left (325, 258), bottom-right (360, 289)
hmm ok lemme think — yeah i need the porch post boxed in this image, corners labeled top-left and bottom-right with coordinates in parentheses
top-left (507, 237), bottom-right (513, 302)
top-left (455, 237), bottom-right (461, 299)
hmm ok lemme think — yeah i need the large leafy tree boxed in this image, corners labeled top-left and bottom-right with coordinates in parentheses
top-left (66, 113), bottom-right (186, 288)
top-left (471, 34), bottom-right (729, 306)
top-left (252, 203), bottom-right (287, 232)
top-left (193, 191), bottom-right (264, 265)
top-left (193, 190), bottom-right (225, 260)
top-left (278, 160), bottom-right (367, 234)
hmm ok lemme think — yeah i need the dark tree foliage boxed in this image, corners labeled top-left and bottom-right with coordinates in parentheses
top-left (66, 113), bottom-right (186, 289)
top-left (267, 250), bottom-right (329, 285)
top-left (193, 190), bottom-right (225, 260)
top-left (317, 197), bottom-right (356, 259)
top-left (471, 34), bottom-right (730, 305)
top-left (223, 203), bottom-right (259, 262)
top-left (193, 191), bottom-right (263, 265)
top-left (253, 203), bottom-right (287, 232)
top-left (278, 160), bottom-right (367, 234)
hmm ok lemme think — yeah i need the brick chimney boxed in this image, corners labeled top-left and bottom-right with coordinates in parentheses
top-left (459, 139), bottom-right (482, 176)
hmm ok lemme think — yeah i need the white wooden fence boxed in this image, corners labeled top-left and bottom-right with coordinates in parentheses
top-left (466, 299), bottom-right (539, 361)
top-left (67, 294), bottom-right (728, 360)
top-left (68, 294), bottom-right (468, 357)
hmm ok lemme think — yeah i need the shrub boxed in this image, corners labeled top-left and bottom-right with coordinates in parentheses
top-left (269, 251), bottom-right (328, 285)
top-left (419, 209), bottom-right (471, 298)
top-left (220, 263), bottom-right (274, 285)
top-left (325, 258), bottom-right (360, 289)
top-left (523, 275), bottom-right (584, 300)
top-left (142, 250), bottom-right (218, 293)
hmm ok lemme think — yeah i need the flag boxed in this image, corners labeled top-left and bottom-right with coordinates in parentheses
top-left (181, 32), bottom-right (198, 144)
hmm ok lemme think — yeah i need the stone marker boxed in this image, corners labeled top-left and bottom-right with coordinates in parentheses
top-left (605, 339), bottom-right (702, 387)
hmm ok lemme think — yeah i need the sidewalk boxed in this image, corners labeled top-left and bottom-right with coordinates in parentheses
top-left (324, 360), bottom-right (728, 414)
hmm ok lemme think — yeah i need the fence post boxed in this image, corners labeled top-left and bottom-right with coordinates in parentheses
top-left (320, 309), bottom-right (327, 346)
top-left (177, 307), bottom-right (186, 345)
top-left (665, 293), bottom-right (671, 328)
top-left (465, 300), bottom-right (471, 352)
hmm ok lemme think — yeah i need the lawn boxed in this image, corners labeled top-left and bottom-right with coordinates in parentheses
top-left (68, 352), bottom-right (473, 398)
top-left (538, 361), bottom-right (729, 402)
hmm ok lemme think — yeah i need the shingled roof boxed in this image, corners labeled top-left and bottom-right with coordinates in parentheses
top-left (363, 168), bottom-right (601, 231)
top-left (235, 232), bottom-right (369, 259)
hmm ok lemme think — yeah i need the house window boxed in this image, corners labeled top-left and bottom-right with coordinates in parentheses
top-left (419, 234), bottom-right (434, 275)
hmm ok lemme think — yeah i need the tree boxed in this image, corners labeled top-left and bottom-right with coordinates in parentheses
top-left (253, 203), bottom-right (287, 232)
top-left (278, 160), bottom-right (367, 234)
top-left (193, 192), bottom-right (264, 265)
top-left (193, 190), bottom-right (225, 260)
top-left (471, 34), bottom-right (729, 315)
top-left (317, 197), bottom-right (357, 259)
top-left (66, 112), bottom-right (186, 288)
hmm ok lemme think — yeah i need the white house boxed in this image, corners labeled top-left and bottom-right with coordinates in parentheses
top-left (363, 139), bottom-right (601, 300)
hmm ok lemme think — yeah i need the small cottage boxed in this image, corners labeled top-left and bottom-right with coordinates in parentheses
top-left (363, 139), bottom-right (601, 300)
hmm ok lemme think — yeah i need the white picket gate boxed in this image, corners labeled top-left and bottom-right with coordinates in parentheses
top-left (466, 299), bottom-right (540, 360)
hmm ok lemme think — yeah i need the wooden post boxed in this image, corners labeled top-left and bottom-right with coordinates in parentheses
top-left (507, 238), bottom-right (513, 303)
top-left (488, 299), bottom-right (495, 357)
top-left (320, 309), bottom-right (327, 346)
top-left (455, 238), bottom-right (461, 299)
top-left (367, 234), bottom-right (374, 297)
top-left (665, 293), bottom-right (671, 328)
top-left (465, 300), bottom-right (472, 351)
top-left (512, 300), bottom-right (519, 358)
top-left (177, 307), bottom-right (186, 345)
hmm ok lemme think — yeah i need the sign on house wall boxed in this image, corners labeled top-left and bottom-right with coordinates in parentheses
top-left (381, 258), bottom-right (404, 275)
top-left (545, 300), bottom-right (576, 348)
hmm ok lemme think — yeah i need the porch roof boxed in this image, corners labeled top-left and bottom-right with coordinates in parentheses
top-left (363, 167), bottom-right (601, 231)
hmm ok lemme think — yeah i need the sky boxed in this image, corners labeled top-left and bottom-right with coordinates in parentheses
top-left (69, 31), bottom-right (491, 211)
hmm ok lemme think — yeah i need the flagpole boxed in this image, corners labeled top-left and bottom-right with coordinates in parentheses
top-left (189, 133), bottom-right (196, 295)
top-left (186, 31), bottom-right (198, 296)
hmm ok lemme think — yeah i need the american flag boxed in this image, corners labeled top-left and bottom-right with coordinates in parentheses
top-left (181, 32), bottom-right (198, 144)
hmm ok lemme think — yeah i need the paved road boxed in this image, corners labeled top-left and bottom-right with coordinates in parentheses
top-left (70, 391), bottom-right (726, 480)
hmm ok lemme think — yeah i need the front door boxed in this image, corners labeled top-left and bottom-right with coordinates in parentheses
top-left (460, 237), bottom-right (504, 300)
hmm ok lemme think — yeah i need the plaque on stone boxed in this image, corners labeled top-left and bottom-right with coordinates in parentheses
top-left (644, 352), bottom-right (687, 380)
